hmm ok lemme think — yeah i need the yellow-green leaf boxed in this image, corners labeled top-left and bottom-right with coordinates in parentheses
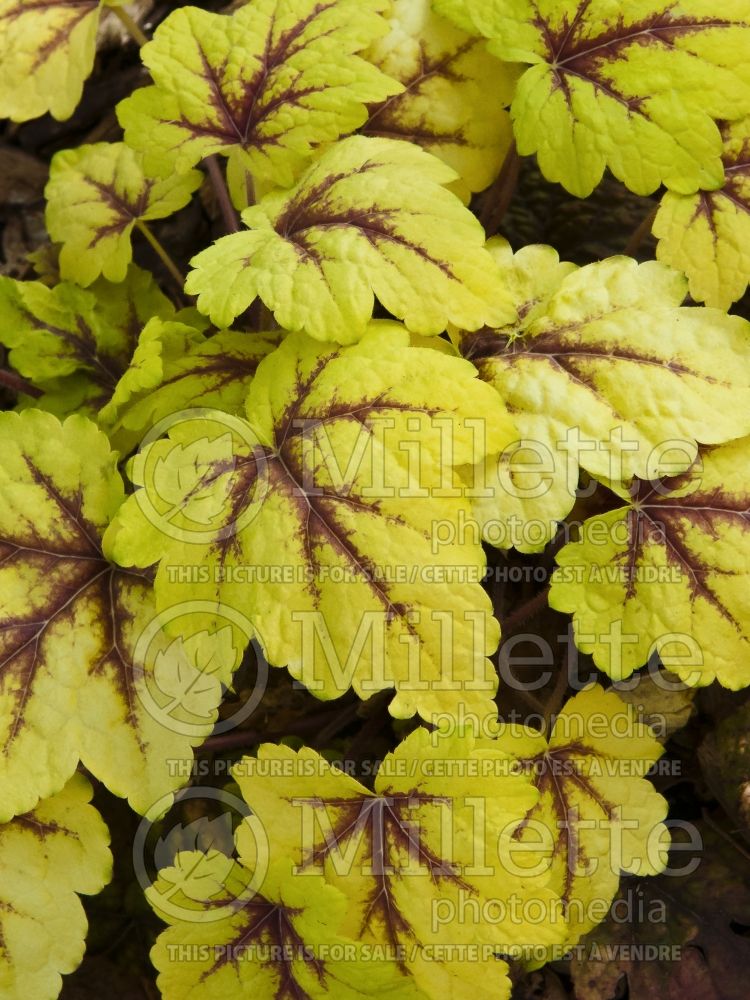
top-left (105, 323), bottom-right (516, 722)
top-left (493, 685), bottom-right (669, 947)
top-left (45, 142), bottom-right (202, 286)
top-left (456, 245), bottom-right (750, 552)
top-left (654, 116), bottom-right (750, 309)
top-left (116, 0), bottom-right (401, 188)
top-left (0, 773), bottom-right (111, 1000)
top-left (550, 438), bottom-right (750, 688)
top-left (436, 0), bottom-right (750, 197)
top-left (186, 136), bottom-right (516, 342)
top-left (0, 409), bottom-right (221, 822)
top-left (362, 0), bottom-right (518, 202)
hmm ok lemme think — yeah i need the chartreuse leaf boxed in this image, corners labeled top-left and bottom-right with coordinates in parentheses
top-left (549, 438), bottom-right (750, 689)
top-left (0, 0), bottom-right (124, 122)
top-left (45, 142), bottom-right (202, 286)
top-left (0, 773), bottom-right (111, 999)
top-left (435, 0), bottom-right (750, 197)
top-left (0, 409), bottom-right (222, 823)
top-left (101, 321), bottom-right (280, 453)
top-left (455, 244), bottom-right (750, 553)
top-left (232, 728), bottom-right (564, 998)
top-left (654, 116), bottom-right (750, 309)
top-left (186, 136), bottom-right (516, 342)
top-left (362, 0), bottom-right (517, 202)
top-left (148, 855), bottom-right (417, 999)
top-left (105, 324), bottom-right (516, 722)
top-left (493, 685), bottom-right (669, 948)
top-left (117, 0), bottom-right (401, 189)
top-left (0, 265), bottom-right (173, 419)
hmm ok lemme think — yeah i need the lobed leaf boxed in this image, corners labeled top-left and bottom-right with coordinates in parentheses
top-left (436, 0), bottom-right (750, 197)
top-left (45, 142), bottom-right (202, 286)
top-left (186, 135), bottom-right (516, 342)
top-left (117, 0), bottom-right (402, 188)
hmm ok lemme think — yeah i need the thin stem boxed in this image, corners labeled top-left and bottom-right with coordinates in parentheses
top-left (0, 368), bottom-right (43, 399)
top-left (478, 140), bottom-right (521, 236)
top-left (205, 155), bottom-right (240, 233)
top-left (502, 585), bottom-right (551, 633)
top-left (134, 220), bottom-right (185, 293)
top-left (111, 5), bottom-right (150, 47)
top-left (624, 203), bottom-right (658, 258)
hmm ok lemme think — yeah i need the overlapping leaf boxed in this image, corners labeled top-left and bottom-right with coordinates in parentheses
top-left (0, 0), bottom-right (123, 122)
top-left (436, 0), bottom-right (750, 197)
top-left (362, 0), bottom-right (517, 201)
top-left (0, 409), bottom-right (222, 822)
top-left (0, 773), bottom-right (111, 999)
top-left (233, 728), bottom-right (564, 997)
top-left (148, 854), bottom-right (416, 999)
top-left (654, 116), bottom-right (750, 309)
top-left (104, 323), bottom-right (516, 721)
top-left (457, 244), bottom-right (750, 552)
top-left (493, 685), bottom-right (669, 946)
top-left (45, 142), bottom-right (202, 286)
top-left (0, 266), bottom-right (173, 419)
top-left (117, 0), bottom-right (401, 188)
top-left (550, 438), bottom-right (750, 688)
top-left (186, 136), bottom-right (516, 342)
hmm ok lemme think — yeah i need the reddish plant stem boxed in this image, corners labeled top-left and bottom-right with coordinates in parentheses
top-left (479, 140), bottom-right (521, 235)
top-left (0, 368), bottom-right (42, 399)
top-left (624, 203), bottom-right (658, 258)
top-left (502, 585), bottom-right (552, 634)
top-left (205, 155), bottom-right (240, 234)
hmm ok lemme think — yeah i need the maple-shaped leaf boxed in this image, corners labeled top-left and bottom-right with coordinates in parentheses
top-left (45, 142), bottom-right (202, 286)
top-left (571, 824), bottom-right (750, 1000)
top-left (435, 0), bottom-right (750, 197)
top-left (0, 0), bottom-right (124, 122)
top-left (654, 116), bottom-right (750, 309)
top-left (0, 266), bottom-right (174, 419)
top-left (549, 437), bottom-right (750, 688)
top-left (456, 243), bottom-right (750, 553)
top-left (105, 323), bottom-right (516, 722)
top-left (101, 320), bottom-right (280, 454)
top-left (361, 0), bottom-right (518, 202)
top-left (0, 409), bottom-right (223, 823)
top-left (186, 135), bottom-right (515, 342)
top-left (493, 685), bottom-right (669, 948)
top-left (233, 729), bottom-right (564, 998)
top-left (116, 1), bottom-right (401, 188)
top-left (0, 773), bottom-right (111, 1000)
top-left (148, 854), bottom-right (417, 999)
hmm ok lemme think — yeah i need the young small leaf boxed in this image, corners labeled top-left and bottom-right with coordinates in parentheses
top-left (654, 116), bottom-right (750, 309)
top-left (436, 0), bottom-right (750, 197)
top-left (105, 324), bottom-right (516, 722)
top-left (362, 0), bottom-right (518, 201)
top-left (45, 142), bottom-right (202, 286)
top-left (116, 0), bottom-right (402, 188)
top-left (0, 409), bottom-right (222, 822)
top-left (457, 245), bottom-right (750, 552)
top-left (550, 438), bottom-right (750, 688)
top-left (186, 135), bottom-right (516, 341)
top-left (0, 773), bottom-right (112, 1000)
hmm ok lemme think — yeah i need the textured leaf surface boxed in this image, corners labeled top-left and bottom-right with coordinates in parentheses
top-left (0, 0), bottom-right (120, 122)
top-left (0, 773), bottom-right (111, 1000)
top-left (45, 142), bottom-right (202, 286)
top-left (186, 136), bottom-right (515, 342)
top-left (494, 685), bottom-right (669, 947)
top-left (458, 246), bottom-right (750, 552)
top-left (550, 438), bottom-right (750, 688)
top-left (0, 410), bottom-right (221, 822)
top-left (234, 729), bottom-right (563, 997)
top-left (105, 324), bottom-right (515, 722)
top-left (117, 0), bottom-right (400, 187)
top-left (436, 0), bottom-right (750, 197)
top-left (0, 266), bottom-right (174, 419)
top-left (362, 0), bottom-right (517, 201)
top-left (148, 854), bottom-right (414, 999)
top-left (655, 117), bottom-right (750, 309)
